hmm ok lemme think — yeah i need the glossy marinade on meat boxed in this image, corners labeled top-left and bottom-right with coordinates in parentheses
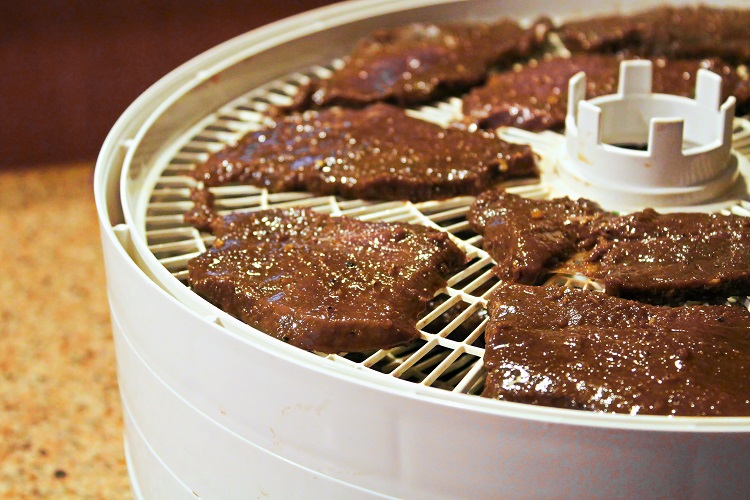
top-left (187, 208), bottom-right (467, 354)
top-left (463, 54), bottom-right (750, 131)
top-left (468, 189), bottom-right (750, 303)
top-left (557, 5), bottom-right (750, 64)
top-left (189, 103), bottom-right (537, 204)
top-left (290, 18), bottom-right (551, 109)
top-left (483, 283), bottom-right (750, 416)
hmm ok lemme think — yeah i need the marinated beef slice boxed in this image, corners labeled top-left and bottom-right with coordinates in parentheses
top-left (468, 190), bottom-right (750, 303)
top-left (291, 19), bottom-right (551, 109)
top-left (189, 103), bottom-right (537, 203)
top-left (463, 54), bottom-right (750, 131)
top-left (187, 208), bottom-right (466, 353)
top-left (483, 284), bottom-right (750, 416)
top-left (184, 186), bottom-right (217, 232)
top-left (558, 5), bottom-right (750, 65)
top-left (560, 209), bottom-right (750, 303)
top-left (467, 189), bottom-right (605, 284)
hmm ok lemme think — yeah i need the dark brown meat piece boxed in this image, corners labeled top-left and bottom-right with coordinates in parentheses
top-left (467, 189), bottom-right (605, 284)
top-left (560, 209), bottom-right (750, 303)
top-left (483, 283), bottom-right (750, 416)
top-left (291, 19), bottom-right (551, 110)
top-left (187, 208), bottom-right (466, 353)
top-left (184, 187), bottom-right (217, 232)
top-left (462, 55), bottom-right (750, 131)
top-left (189, 103), bottom-right (537, 203)
top-left (558, 5), bottom-right (750, 65)
top-left (468, 190), bottom-right (750, 303)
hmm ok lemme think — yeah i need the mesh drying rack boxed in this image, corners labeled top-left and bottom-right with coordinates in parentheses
top-left (136, 59), bottom-right (750, 396)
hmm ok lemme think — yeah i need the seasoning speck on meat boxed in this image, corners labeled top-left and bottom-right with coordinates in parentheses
top-left (187, 208), bottom-right (467, 353)
top-left (483, 283), bottom-right (750, 416)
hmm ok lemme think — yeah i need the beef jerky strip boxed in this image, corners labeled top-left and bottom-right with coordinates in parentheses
top-left (291, 18), bottom-right (552, 110)
top-left (468, 189), bottom-right (750, 303)
top-left (483, 283), bottom-right (750, 416)
top-left (558, 5), bottom-right (750, 65)
top-left (463, 54), bottom-right (750, 131)
top-left (188, 207), bottom-right (466, 353)
top-left (187, 103), bottom-right (537, 228)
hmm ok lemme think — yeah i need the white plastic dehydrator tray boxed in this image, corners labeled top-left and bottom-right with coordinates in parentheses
top-left (95, 0), bottom-right (750, 498)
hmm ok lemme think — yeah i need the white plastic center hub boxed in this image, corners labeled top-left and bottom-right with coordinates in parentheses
top-left (558, 59), bottom-right (738, 208)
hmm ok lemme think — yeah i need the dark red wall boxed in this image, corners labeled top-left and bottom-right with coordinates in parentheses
top-left (0, 0), bottom-right (337, 167)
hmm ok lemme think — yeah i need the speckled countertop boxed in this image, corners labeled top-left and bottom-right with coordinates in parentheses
top-left (0, 163), bottom-right (131, 497)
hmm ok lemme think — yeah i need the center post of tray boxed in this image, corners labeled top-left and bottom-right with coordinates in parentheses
top-left (558, 59), bottom-right (738, 208)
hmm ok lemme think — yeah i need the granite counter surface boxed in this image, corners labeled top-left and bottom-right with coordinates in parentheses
top-left (0, 163), bottom-right (130, 497)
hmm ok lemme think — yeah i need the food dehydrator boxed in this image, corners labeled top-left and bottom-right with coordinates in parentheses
top-left (94, 0), bottom-right (750, 497)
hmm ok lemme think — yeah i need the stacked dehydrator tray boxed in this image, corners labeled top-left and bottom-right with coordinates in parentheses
top-left (95, 0), bottom-right (750, 498)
